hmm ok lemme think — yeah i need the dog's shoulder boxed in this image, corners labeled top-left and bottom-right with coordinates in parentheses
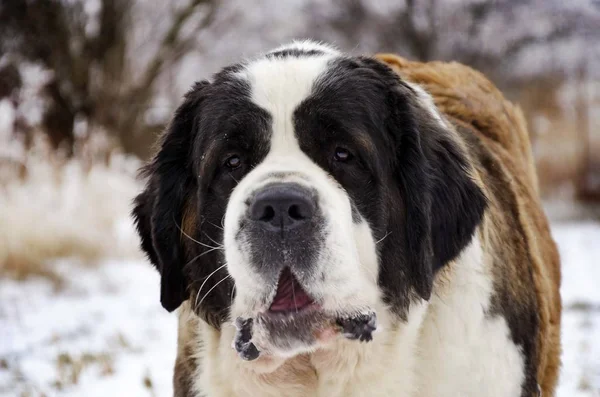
top-left (377, 53), bottom-right (562, 395)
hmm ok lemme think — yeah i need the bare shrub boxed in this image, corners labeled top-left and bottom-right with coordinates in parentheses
top-left (0, 0), bottom-right (218, 159)
top-left (0, 131), bottom-right (143, 283)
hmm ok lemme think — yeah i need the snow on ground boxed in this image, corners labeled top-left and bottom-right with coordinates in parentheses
top-left (1, 221), bottom-right (599, 396)
top-left (553, 222), bottom-right (600, 397)
top-left (0, 260), bottom-right (177, 396)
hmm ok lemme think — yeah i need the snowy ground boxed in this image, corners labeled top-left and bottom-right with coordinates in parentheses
top-left (1, 221), bottom-right (599, 396)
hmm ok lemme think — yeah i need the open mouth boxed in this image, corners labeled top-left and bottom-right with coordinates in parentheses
top-left (233, 268), bottom-right (377, 360)
top-left (268, 267), bottom-right (315, 313)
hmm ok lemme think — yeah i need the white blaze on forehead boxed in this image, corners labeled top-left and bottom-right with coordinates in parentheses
top-left (225, 50), bottom-right (380, 316)
top-left (236, 54), bottom-right (337, 154)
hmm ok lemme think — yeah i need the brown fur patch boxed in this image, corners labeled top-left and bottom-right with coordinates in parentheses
top-left (174, 302), bottom-right (202, 397)
top-left (376, 53), bottom-right (562, 396)
top-left (353, 132), bottom-right (376, 158)
top-left (181, 199), bottom-right (198, 249)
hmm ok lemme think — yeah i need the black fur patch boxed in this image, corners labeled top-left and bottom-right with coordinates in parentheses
top-left (267, 48), bottom-right (325, 58)
top-left (336, 311), bottom-right (377, 342)
top-left (132, 66), bottom-right (271, 327)
top-left (293, 56), bottom-right (487, 317)
top-left (233, 317), bottom-right (260, 361)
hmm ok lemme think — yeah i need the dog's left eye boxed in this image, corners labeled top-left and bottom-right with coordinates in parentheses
top-left (334, 147), bottom-right (353, 162)
top-left (225, 155), bottom-right (242, 169)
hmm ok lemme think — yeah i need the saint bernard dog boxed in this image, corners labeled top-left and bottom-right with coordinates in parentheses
top-left (132, 41), bottom-right (562, 397)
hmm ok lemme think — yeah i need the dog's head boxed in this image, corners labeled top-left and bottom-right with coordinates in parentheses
top-left (133, 41), bottom-right (486, 357)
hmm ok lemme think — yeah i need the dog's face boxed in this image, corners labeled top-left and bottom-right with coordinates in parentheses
top-left (133, 41), bottom-right (486, 357)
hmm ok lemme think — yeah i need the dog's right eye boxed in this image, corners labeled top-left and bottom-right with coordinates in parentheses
top-left (225, 155), bottom-right (242, 169)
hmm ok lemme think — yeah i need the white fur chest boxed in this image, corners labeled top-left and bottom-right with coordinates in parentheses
top-left (195, 304), bottom-right (427, 397)
top-left (414, 238), bottom-right (525, 397)
top-left (193, 237), bottom-right (525, 397)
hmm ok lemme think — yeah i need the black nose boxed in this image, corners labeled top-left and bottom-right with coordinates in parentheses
top-left (250, 183), bottom-right (315, 232)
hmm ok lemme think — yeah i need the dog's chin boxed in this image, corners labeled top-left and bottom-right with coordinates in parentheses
top-left (253, 307), bottom-right (338, 357)
top-left (232, 269), bottom-right (378, 360)
top-left (234, 268), bottom-right (337, 357)
top-left (234, 306), bottom-right (378, 361)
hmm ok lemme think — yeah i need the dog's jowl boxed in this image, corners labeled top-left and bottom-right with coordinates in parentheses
top-left (133, 41), bottom-right (561, 397)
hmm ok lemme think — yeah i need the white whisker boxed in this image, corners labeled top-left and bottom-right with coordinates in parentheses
top-left (197, 275), bottom-right (232, 309)
top-left (194, 263), bottom-right (228, 309)
top-left (173, 218), bottom-right (223, 250)
top-left (208, 221), bottom-right (224, 231)
top-left (185, 247), bottom-right (223, 269)
top-left (376, 231), bottom-right (391, 245)
top-left (292, 277), bottom-right (297, 313)
top-left (230, 284), bottom-right (236, 307)
top-left (203, 232), bottom-right (224, 248)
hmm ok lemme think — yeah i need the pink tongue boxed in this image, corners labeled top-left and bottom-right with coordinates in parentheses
top-left (269, 268), bottom-right (313, 312)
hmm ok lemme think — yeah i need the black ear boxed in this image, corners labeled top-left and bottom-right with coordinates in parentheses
top-left (388, 80), bottom-right (487, 301)
top-left (426, 123), bottom-right (488, 273)
top-left (132, 81), bottom-right (209, 312)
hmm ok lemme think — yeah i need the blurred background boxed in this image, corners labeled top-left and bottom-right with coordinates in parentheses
top-left (0, 0), bottom-right (598, 396)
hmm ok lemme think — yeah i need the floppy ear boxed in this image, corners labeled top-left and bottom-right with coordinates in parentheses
top-left (132, 81), bottom-right (209, 312)
top-left (387, 78), bottom-right (487, 301)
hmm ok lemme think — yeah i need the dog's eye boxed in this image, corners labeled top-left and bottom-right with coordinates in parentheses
top-left (225, 155), bottom-right (242, 169)
top-left (334, 147), bottom-right (353, 162)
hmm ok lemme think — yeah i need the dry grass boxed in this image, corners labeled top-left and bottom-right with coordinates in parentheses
top-left (0, 132), bottom-right (145, 284)
top-left (143, 371), bottom-right (155, 397)
top-left (54, 351), bottom-right (115, 390)
top-left (1, 332), bottom-right (140, 395)
top-left (2, 254), bottom-right (65, 288)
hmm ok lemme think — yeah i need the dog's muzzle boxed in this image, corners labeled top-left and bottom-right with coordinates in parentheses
top-left (229, 181), bottom-right (379, 360)
top-left (243, 183), bottom-right (323, 280)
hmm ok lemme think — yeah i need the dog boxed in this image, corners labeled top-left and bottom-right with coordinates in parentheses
top-left (132, 41), bottom-right (561, 397)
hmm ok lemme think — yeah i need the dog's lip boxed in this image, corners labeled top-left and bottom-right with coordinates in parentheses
top-left (267, 267), bottom-right (316, 313)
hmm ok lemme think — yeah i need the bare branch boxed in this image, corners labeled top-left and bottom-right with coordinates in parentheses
top-left (136, 0), bottom-right (217, 94)
top-left (398, 0), bottom-right (438, 61)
